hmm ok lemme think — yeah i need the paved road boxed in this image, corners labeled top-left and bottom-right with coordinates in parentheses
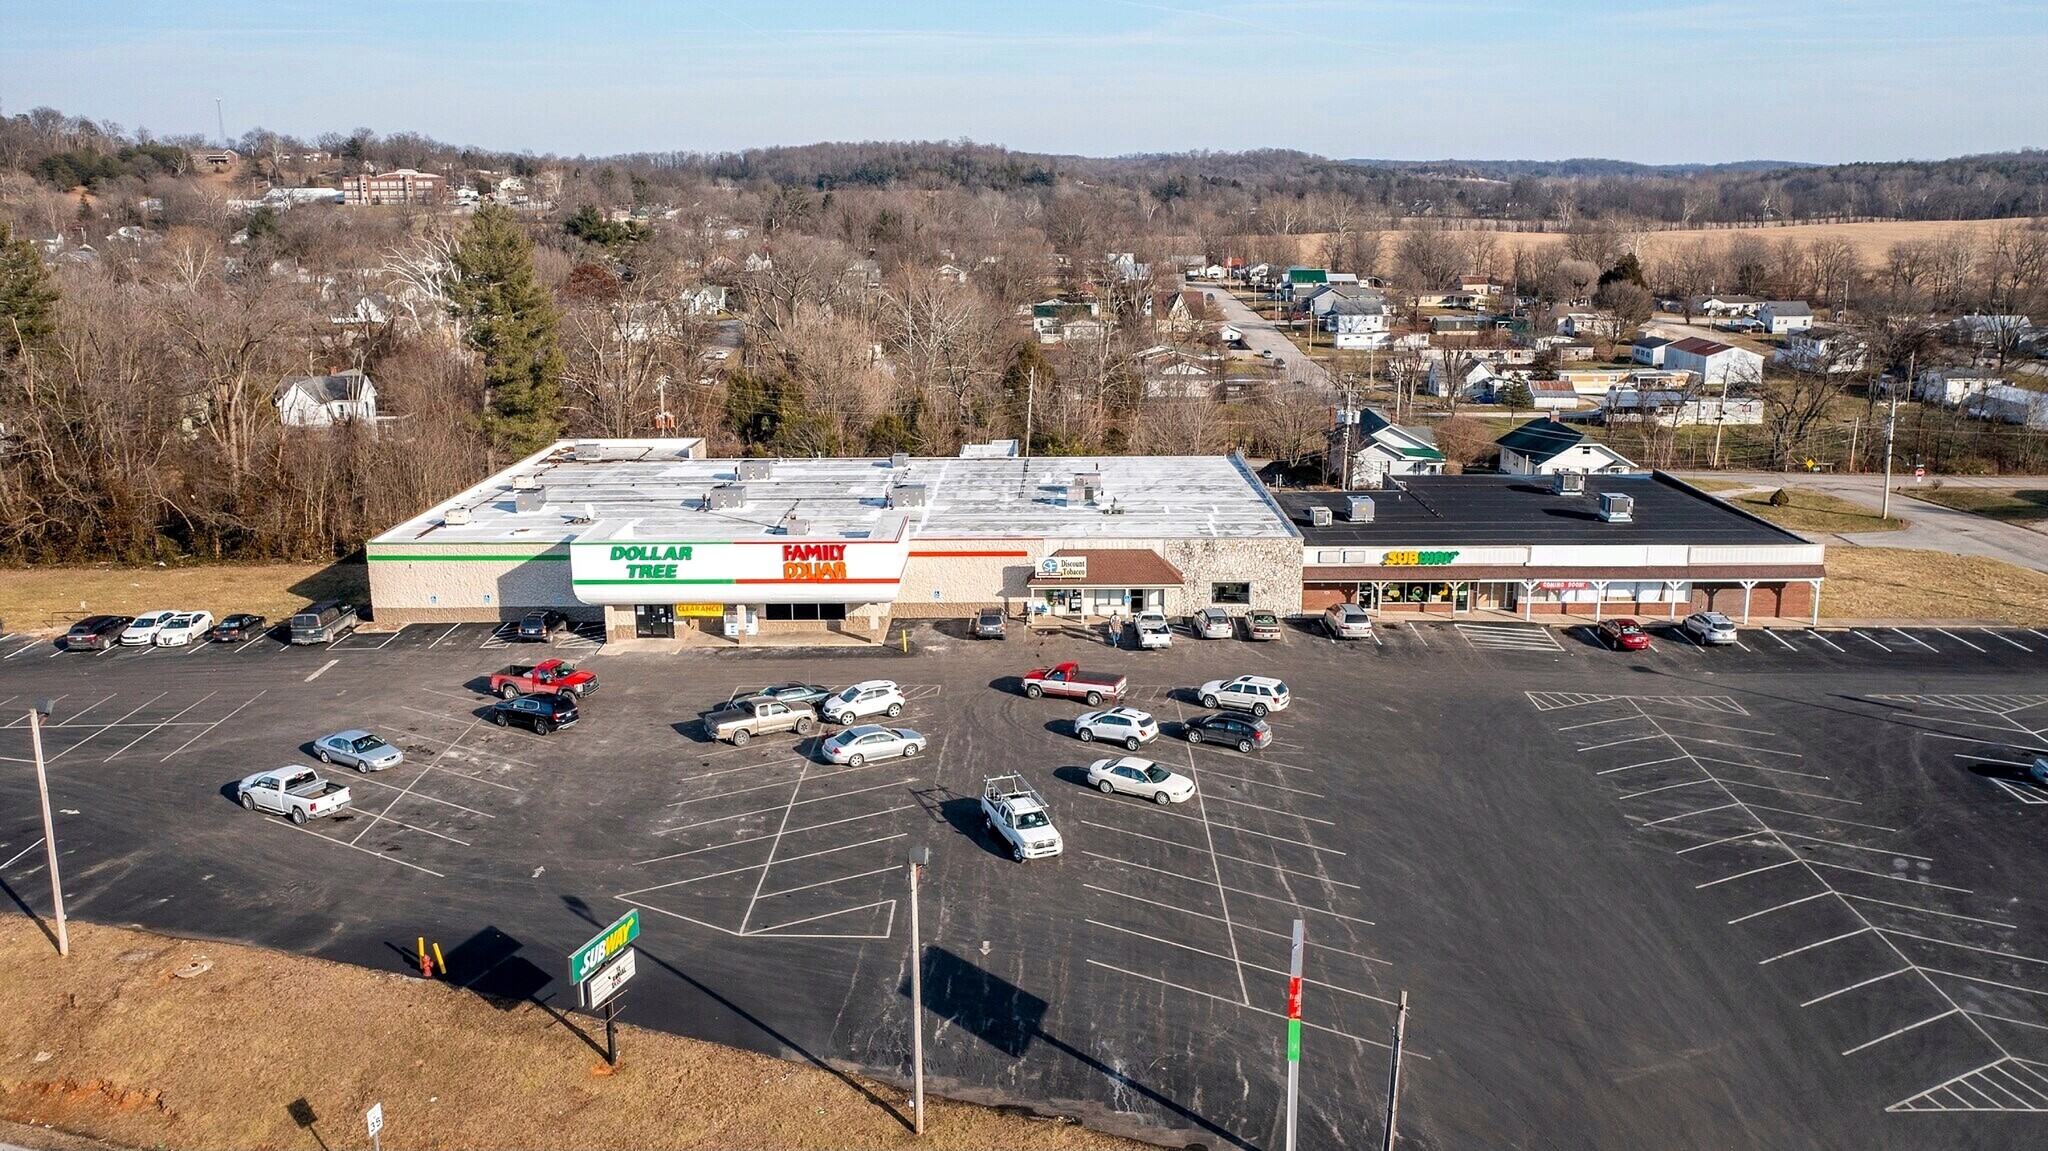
top-left (1680, 469), bottom-right (2048, 573)
top-left (1199, 285), bottom-right (1336, 394)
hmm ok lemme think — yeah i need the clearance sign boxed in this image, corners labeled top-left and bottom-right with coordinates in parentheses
top-left (569, 530), bottom-right (911, 605)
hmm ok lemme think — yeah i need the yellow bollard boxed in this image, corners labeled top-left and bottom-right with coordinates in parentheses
top-left (901, 627), bottom-right (909, 653)
top-left (433, 942), bottom-right (446, 975)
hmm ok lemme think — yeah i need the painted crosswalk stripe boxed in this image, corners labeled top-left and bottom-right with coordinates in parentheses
top-left (1457, 623), bottom-right (1564, 652)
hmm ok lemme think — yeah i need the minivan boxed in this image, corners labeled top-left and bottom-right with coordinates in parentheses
top-left (289, 600), bottom-right (359, 645)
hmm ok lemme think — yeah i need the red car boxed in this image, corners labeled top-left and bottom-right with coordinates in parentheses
top-left (1596, 618), bottom-right (1650, 651)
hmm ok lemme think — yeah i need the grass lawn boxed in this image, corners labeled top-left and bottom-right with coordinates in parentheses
top-left (0, 561), bottom-right (368, 633)
top-left (1823, 547), bottom-right (2048, 623)
top-left (1731, 488), bottom-right (1906, 535)
top-left (1679, 477), bottom-right (1757, 494)
top-left (1904, 486), bottom-right (2048, 525)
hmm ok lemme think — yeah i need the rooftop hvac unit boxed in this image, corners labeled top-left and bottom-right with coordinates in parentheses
top-left (573, 440), bottom-right (602, 461)
top-left (889, 483), bottom-right (928, 508)
top-left (1346, 495), bottom-right (1376, 522)
top-left (443, 506), bottom-right (472, 525)
top-left (514, 488), bottom-right (546, 513)
top-left (1552, 471), bottom-right (1587, 496)
top-left (1597, 492), bottom-right (1635, 523)
top-left (1069, 471), bottom-right (1103, 505)
top-left (737, 458), bottom-right (773, 481)
top-left (780, 512), bottom-right (811, 536)
top-left (890, 451), bottom-right (910, 469)
top-left (510, 472), bottom-right (539, 490)
top-left (1307, 505), bottom-right (1334, 527)
top-left (706, 483), bottom-right (746, 511)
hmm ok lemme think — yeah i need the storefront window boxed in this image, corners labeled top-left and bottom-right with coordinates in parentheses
top-left (764, 603), bottom-right (849, 621)
top-left (1211, 581), bottom-right (1252, 605)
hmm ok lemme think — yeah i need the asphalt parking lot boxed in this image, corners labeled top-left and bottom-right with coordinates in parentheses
top-left (3, 615), bottom-right (2048, 1149)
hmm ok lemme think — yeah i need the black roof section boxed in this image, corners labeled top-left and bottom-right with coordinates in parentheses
top-left (1493, 418), bottom-right (1584, 463)
top-left (1276, 472), bottom-right (1812, 548)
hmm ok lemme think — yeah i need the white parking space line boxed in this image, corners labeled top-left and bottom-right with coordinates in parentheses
top-left (1086, 919), bottom-right (1401, 1006)
top-left (636, 810), bottom-right (912, 866)
top-left (288, 824), bottom-right (445, 877)
top-left (1933, 628), bottom-right (1986, 653)
top-left (758, 866), bottom-right (900, 901)
top-left (1083, 885), bottom-right (1390, 964)
top-left (159, 692), bottom-right (266, 761)
top-left (1189, 768), bottom-right (1323, 798)
top-left (305, 659), bottom-right (339, 682)
top-left (1850, 630), bottom-right (1893, 652)
top-left (1200, 792), bottom-right (1337, 826)
top-left (1890, 629), bottom-right (1939, 652)
top-left (1802, 967), bottom-right (1916, 1007)
top-left (1078, 823), bottom-right (1357, 884)
top-left (1728, 891), bottom-right (1831, 925)
top-left (1805, 630), bottom-right (1846, 652)
top-left (1764, 629), bottom-right (1798, 650)
top-left (1084, 960), bottom-right (1395, 1051)
top-left (1992, 779), bottom-right (2048, 804)
top-left (427, 624), bottom-right (463, 649)
top-left (45, 694), bottom-right (168, 763)
top-left (663, 778), bottom-right (911, 833)
top-left (1982, 629), bottom-right (2032, 652)
top-left (3, 639), bottom-right (46, 660)
top-left (622, 833), bottom-right (907, 891)
top-left (1758, 926), bottom-right (1872, 965)
top-left (101, 694), bottom-right (215, 761)
top-left (344, 773), bottom-right (497, 818)
top-left (1, 837), bottom-right (47, 871)
top-left (1842, 1009), bottom-right (1961, 1056)
top-left (348, 716), bottom-right (482, 846)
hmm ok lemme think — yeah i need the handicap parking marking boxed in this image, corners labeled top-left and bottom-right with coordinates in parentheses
top-left (1931, 628), bottom-right (1985, 653)
top-left (1456, 622), bottom-right (1566, 653)
top-left (478, 623), bottom-right (520, 650)
top-left (1990, 777), bottom-right (2048, 804)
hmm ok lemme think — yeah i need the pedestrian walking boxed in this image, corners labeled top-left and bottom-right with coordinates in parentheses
top-left (1108, 613), bottom-right (1121, 647)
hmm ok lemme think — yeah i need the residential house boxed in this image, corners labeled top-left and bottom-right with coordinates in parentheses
top-left (1520, 379), bottom-right (1582, 412)
top-left (1323, 297), bottom-right (1394, 349)
top-left (1326, 408), bottom-right (1447, 486)
top-left (1199, 263), bottom-right (1227, 281)
top-left (1281, 267), bottom-right (1328, 299)
top-left (1632, 336), bottom-right (1673, 366)
top-left (1951, 314), bottom-right (2034, 348)
top-left (1430, 314), bottom-right (1489, 337)
top-left (743, 252), bottom-right (774, 273)
top-left (936, 263), bottom-right (969, 284)
top-left (1300, 282), bottom-right (1372, 316)
top-left (1105, 252), bottom-right (1150, 282)
top-left (1967, 385), bottom-right (2048, 429)
top-left (1060, 317), bottom-right (1109, 343)
top-left (1241, 262), bottom-right (1272, 284)
top-left (1032, 299), bottom-right (1102, 343)
top-left (1494, 419), bottom-right (1636, 475)
top-left (1458, 274), bottom-right (1505, 299)
top-left (1426, 357), bottom-right (1506, 401)
top-left (679, 285), bottom-right (728, 315)
top-left (1602, 390), bottom-right (1764, 427)
top-left (1914, 369), bottom-right (2004, 408)
top-left (1218, 324), bottom-right (1245, 346)
top-left (1774, 327), bottom-right (1866, 373)
top-left (1558, 312), bottom-right (1623, 340)
top-left (1150, 289), bottom-right (1218, 338)
top-left (1685, 294), bottom-right (1762, 318)
top-left (273, 370), bottom-right (377, 428)
top-left (1132, 346), bottom-right (1223, 399)
top-left (845, 259), bottom-right (883, 289)
top-left (1414, 289), bottom-right (1480, 310)
top-left (1662, 337), bottom-right (1765, 388)
top-left (342, 169), bottom-right (445, 206)
top-left (1758, 301), bottom-right (1814, 334)
top-left (1555, 368), bottom-right (1637, 398)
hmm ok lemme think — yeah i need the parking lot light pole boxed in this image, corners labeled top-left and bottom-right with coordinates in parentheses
top-left (1283, 919), bottom-right (1304, 1151)
top-left (29, 699), bottom-right (68, 957)
top-left (907, 847), bottom-right (931, 1135)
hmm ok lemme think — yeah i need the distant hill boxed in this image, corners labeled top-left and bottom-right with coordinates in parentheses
top-left (1342, 157), bottom-right (1819, 179)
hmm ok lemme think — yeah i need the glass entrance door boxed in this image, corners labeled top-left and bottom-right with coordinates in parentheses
top-left (634, 603), bottom-right (675, 638)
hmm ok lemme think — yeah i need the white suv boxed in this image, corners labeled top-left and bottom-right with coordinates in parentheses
top-left (821, 680), bottom-right (906, 724)
top-left (1074, 706), bottom-right (1160, 751)
top-left (1198, 675), bottom-right (1291, 717)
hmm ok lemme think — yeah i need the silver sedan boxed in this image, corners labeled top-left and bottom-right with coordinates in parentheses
top-left (1085, 756), bottom-right (1196, 804)
top-left (821, 725), bottom-right (926, 767)
top-left (314, 729), bottom-right (404, 772)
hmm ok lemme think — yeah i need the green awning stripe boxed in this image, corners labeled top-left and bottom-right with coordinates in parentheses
top-left (367, 553), bottom-right (568, 562)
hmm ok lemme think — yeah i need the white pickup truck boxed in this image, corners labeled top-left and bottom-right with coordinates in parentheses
top-left (981, 775), bottom-right (1063, 862)
top-left (1134, 610), bottom-right (1173, 650)
top-left (238, 767), bottom-right (352, 824)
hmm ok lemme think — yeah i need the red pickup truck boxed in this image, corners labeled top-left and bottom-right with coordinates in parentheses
top-left (1021, 662), bottom-right (1126, 705)
top-left (489, 659), bottom-right (599, 699)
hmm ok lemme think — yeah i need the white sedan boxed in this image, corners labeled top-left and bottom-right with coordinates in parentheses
top-left (1086, 756), bottom-right (1196, 804)
top-left (153, 611), bottom-right (216, 646)
top-left (821, 725), bottom-right (926, 767)
top-left (121, 610), bottom-right (180, 645)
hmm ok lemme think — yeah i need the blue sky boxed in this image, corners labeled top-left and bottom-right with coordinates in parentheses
top-left (4, 1), bottom-right (2043, 163)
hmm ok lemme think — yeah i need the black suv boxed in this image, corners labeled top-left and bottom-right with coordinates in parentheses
top-left (1182, 712), bottom-right (1273, 752)
top-left (210, 613), bottom-right (268, 643)
top-left (64, 614), bottom-right (133, 651)
top-left (516, 610), bottom-right (570, 642)
top-left (490, 692), bottom-right (579, 735)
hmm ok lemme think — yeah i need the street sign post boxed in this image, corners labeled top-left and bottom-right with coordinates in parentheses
top-left (584, 947), bottom-right (637, 1066)
top-left (569, 908), bottom-right (639, 993)
top-left (366, 1102), bottom-right (384, 1151)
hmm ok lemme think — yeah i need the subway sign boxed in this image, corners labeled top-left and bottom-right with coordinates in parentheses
top-left (1383, 550), bottom-right (1459, 566)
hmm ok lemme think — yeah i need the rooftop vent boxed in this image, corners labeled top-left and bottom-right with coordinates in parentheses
top-left (1552, 471), bottom-right (1587, 497)
top-left (510, 472), bottom-right (539, 490)
top-left (443, 506), bottom-right (472, 525)
top-left (514, 488), bottom-right (546, 513)
top-left (737, 458), bottom-right (773, 481)
top-left (890, 451), bottom-right (910, 469)
top-left (706, 483), bottom-right (746, 511)
top-left (1597, 492), bottom-right (1635, 523)
top-left (1346, 495), bottom-right (1376, 523)
top-left (1307, 505), bottom-right (1334, 528)
top-left (889, 482), bottom-right (928, 508)
top-left (779, 511), bottom-right (811, 536)
top-left (573, 440), bottom-right (603, 461)
top-left (1069, 470), bottom-right (1104, 505)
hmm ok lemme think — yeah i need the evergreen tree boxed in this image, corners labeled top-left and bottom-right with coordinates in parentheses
top-left (449, 205), bottom-right (565, 456)
top-left (0, 221), bottom-right (60, 360)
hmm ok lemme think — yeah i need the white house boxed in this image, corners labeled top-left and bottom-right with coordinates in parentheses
top-left (1520, 379), bottom-right (1582, 411)
top-left (680, 285), bottom-right (729, 315)
top-left (1323, 296), bottom-right (1394, 349)
top-left (1967, 385), bottom-right (2048, 429)
top-left (1774, 328), bottom-right (1865, 373)
top-left (1425, 357), bottom-right (1505, 401)
top-left (1495, 419), bottom-right (1635, 475)
top-left (1914, 369), bottom-right (2004, 408)
top-left (1662, 337), bottom-right (1765, 388)
top-left (1952, 314), bottom-right (2033, 347)
top-left (1326, 408), bottom-right (1447, 486)
top-left (1632, 336), bottom-right (1673, 367)
top-left (1602, 389), bottom-right (1765, 427)
top-left (1686, 294), bottom-right (1761, 318)
top-left (1133, 346), bottom-right (1222, 399)
top-left (273, 370), bottom-right (377, 428)
top-left (1758, 301), bottom-right (1815, 334)
top-left (1558, 312), bottom-right (1623, 340)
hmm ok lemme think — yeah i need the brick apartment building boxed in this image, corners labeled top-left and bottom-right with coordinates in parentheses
top-left (342, 168), bottom-right (446, 206)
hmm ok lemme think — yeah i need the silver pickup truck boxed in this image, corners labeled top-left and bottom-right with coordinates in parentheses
top-left (238, 766), bottom-right (352, 824)
top-left (700, 695), bottom-right (819, 746)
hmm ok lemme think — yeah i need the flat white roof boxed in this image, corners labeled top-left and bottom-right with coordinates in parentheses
top-left (371, 439), bottom-right (1295, 547)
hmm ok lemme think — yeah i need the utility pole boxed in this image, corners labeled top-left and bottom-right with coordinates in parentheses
top-left (1023, 367), bottom-right (1035, 460)
top-left (1283, 920), bottom-right (1304, 1151)
top-left (1380, 991), bottom-right (1409, 1151)
top-left (907, 847), bottom-right (931, 1135)
top-left (1882, 352), bottom-right (1910, 520)
top-left (29, 700), bottom-right (68, 956)
top-left (1709, 367), bottom-right (1734, 469)
top-left (1339, 381), bottom-right (1355, 489)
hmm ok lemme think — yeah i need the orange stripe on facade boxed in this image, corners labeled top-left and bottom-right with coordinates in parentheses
top-left (907, 550), bottom-right (1032, 558)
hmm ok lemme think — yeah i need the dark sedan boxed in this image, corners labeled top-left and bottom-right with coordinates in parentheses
top-left (734, 682), bottom-right (834, 707)
top-left (489, 692), bottom-right (579, 735)
top-left (63, 614), bottom-right (133, 651)
top-left (516, 609), bottom-right (571, 642)
top-left (210, 613), bottom-right (269, 643)
top-left (1183, 712), bottom-right (1273, 753)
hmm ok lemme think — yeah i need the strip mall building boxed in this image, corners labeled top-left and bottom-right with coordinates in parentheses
top-left (366, 439), bottom-right (1825, 638)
